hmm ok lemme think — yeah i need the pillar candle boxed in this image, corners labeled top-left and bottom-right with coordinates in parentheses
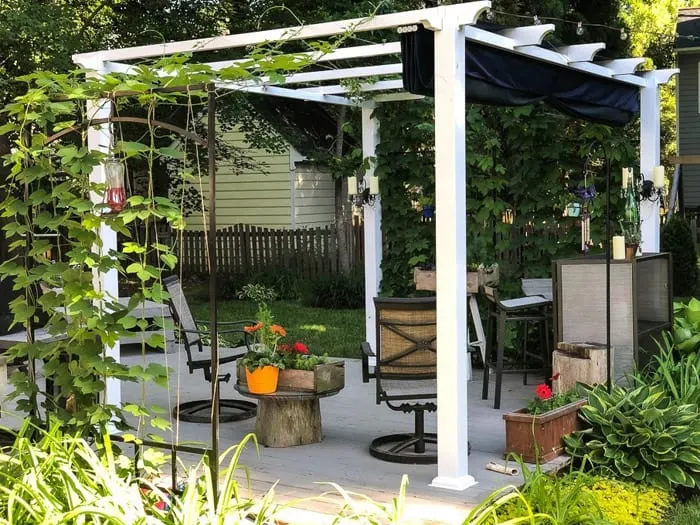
top-left (621, 167), bottom-right (630, 188)
top-left (347, 175), bottom-right (358, 195)
top-left (612, 235), bottom-right (625, 260)
top-left (653, 166), bottom-right (665, 189)
top-left (369, 176), bottom-right (379, 195)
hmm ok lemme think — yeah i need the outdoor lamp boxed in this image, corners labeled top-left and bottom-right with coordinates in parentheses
top-left (104, 156), bottom-right (126, 213)
top-left (348, 174), bottom-right (379, 207)
top-left (639, 165), bottom-right (664, 203)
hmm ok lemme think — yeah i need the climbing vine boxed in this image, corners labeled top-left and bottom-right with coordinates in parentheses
top-left (0, 34), bottom-right (349, 435)
top-left (375, 99), bottom-right (636, 297)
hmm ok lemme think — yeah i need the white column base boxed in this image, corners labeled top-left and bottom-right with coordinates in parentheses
top-left (430, 474), bottom-right (478, 491)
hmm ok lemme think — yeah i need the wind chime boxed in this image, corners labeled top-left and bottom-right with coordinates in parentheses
top-left (572, 163), bottom-right (596, 254)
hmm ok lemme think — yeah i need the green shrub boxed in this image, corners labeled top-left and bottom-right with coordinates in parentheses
top-left (673, 300), bottom-right (700, 354)
top-left (661, 215), bottom-right (698, 297)
top-left (667, 498), bottom-right (700, 525)
top-left (564, 383), bottom-right (700, 490)
top-left (301, 272), bottom-right (364, 309)
top-left (236, 282), bottom-right (277, 304)
top-left (218, 268), bottom-right (300, 300)
top-left (580, 478), bottom-right (673, 525)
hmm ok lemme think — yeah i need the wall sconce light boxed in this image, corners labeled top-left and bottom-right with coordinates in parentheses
top-left (640, 165), bottom-right (665, 203)
top-left (348, 174), bottom-right (380, 207)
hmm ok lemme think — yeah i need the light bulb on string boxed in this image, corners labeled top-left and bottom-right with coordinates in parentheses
top-left (486, 9), bottom-right (494, 21)
top-left (620, 28), bottom-right (628, 41)
top-left (576, 22), bottom-right (584, 36)
top-left (533, 15), bottom-right (541, 25)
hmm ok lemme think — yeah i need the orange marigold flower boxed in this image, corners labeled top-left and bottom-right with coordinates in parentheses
top-left (270, 324), bottom-right (286, 337)
top-left (244, 322), bottom-right (263, 333)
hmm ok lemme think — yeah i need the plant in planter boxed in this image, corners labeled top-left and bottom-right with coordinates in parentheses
top-left (503, 377), bottom-right (585, 463)
top-left (240, 304), bottom-right (286, 394)
top-left (277, 342), bottom-right (344, 393)
top-left (619, 219), bottom-right (641, 260)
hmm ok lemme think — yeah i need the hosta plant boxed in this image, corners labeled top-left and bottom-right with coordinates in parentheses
top-left (564, 383), bottom-right (700, 490)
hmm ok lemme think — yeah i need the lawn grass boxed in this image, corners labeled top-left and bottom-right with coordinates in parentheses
top-left (188, 298), bottom-right (365, 359)
top-left (666, 498), bottom-right (700, 525)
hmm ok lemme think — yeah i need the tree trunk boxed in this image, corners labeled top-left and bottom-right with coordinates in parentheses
top-left (334, 106), bottom-right (353, 274)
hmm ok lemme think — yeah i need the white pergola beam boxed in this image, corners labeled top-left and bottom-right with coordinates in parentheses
top-left (569, 61), bottom-right (613, 78)
top-left (205, 42), bottom-right (402, 71)
top-left (302, 79), bottom-right (404, 95)
top-left (373, 92), bottom-right (424, 102)
top-left (464, 25), bottom-right (515, 50)
top-left (498, 24), bottom-right (555, 46)
top-left (282, 63), bottom-right (402, 85)
top-left (556, 43), bottom-right (606, 63)
top-left (73, 2), bottom-right (490, 63)
top-left (598, 58), bottom-right (646, 75)
top-left (226, 84), bottom-right (359, 106)
top-left (516, 45), bottom-right (567, 65)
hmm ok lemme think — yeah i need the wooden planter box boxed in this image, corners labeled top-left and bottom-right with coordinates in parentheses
top-left (503, 399), bottom-right (586, 463)
top-left (414, 267), bottom-right (479, 293)
top-left (238, 361), bottom-right (344, 394)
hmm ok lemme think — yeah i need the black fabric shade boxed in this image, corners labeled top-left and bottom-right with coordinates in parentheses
top-left (401, 27), bottom-right (639, 126)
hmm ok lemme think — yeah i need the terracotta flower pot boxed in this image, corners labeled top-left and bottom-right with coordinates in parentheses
top-left (245, 365), bottom-right (279, 394)
top-left (503, 399), bottom-right (586, 463)
top-left (625, 243), bottom-right (638, 261)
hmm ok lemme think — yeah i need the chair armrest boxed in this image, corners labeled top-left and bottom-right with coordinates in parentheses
top-left (195, 319), bottom-right (258, 326)
top-left (361, 342), bottom-right (375, 383)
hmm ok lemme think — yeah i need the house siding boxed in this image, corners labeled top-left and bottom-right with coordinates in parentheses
top-left (293, 163), bottom-right (335, 228)
top-left (185, 128), bottom-right (293, 229)
top-left (677, 53), bottom-right (700, 209)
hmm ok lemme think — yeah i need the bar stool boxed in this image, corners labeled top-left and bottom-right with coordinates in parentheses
top-left (481, 285), bottom-right (551, 409)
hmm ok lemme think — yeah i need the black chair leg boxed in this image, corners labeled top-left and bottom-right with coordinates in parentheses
top-left (482, 311), bottom-right (494, 400)
top-left (415, 410), bottom-right (425, 454)
top-left (494, 311), bottom-right (506, 410)
top-left (522, 320), bottom-right (529, 385)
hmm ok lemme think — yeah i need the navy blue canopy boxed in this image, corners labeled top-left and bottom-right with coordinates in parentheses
top-left (401, 27), bottom-right (639, 126)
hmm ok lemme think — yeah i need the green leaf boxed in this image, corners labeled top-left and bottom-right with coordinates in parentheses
top-left (661, 462), bottom-right (688, 486)
top-left (652, 434), bottom-right (676, 455)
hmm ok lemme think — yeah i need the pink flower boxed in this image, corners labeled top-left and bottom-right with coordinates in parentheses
top-left (535, 384), bottom-right (553, 400)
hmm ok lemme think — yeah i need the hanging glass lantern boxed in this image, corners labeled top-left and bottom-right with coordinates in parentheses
top-left (104, 156), bottom-right (126, 213)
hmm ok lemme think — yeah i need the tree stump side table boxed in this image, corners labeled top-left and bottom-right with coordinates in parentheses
top-left (234, 384), bottom-right (343, 447)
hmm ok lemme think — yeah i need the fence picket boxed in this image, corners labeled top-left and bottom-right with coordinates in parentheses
top-left (178, 223), bottom-right (364, 278)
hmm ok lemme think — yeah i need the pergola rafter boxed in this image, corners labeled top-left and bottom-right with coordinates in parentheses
top-left (73, 0), bottom-right (678, 493)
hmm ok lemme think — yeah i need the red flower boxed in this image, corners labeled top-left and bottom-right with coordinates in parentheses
top-left (292, 342), bottom-right (309, 354)
top-left (550, 373), bottom-right (561, 381)
top-left (278, 344), bottom-right (292, 352)
top-left (535, 384), bottom-right (553, 400)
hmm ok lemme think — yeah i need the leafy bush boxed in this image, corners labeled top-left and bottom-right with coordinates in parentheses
top-left (564, 383), bottom-right (700, 490)
top-left (301, 272), bottom-right (364, 309)
top-left (667, 498), bottom-right (700, 525)
top-left (580, 478), bottom-right (673, 525)
top-left (236, 282), bottom-right (277, 304)
top-left (661, 215), bottom-right (698, 297)
top-left (673, 300), bottom-right (700, 354)
top-left (219, 268), bottom-right (300, 300)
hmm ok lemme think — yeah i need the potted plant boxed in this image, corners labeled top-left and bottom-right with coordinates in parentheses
top-left (619, 219), bottom-right (641, 260)
top-left (503, 376), bottom-right (586, 463)
top-left (240, 304), bottom-right (286, 394)
top-left (238, 308), bottom-right (345, 394)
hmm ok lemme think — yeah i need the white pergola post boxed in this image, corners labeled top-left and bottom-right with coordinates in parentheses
top-left (639, 70), bottom-right (679, 253)
top-left (362, 104), bottom-right (382, 363)
top-left (639, 78), bottom-right (662, 253)
top-left (430, 22), bottom-right (475, 491)
top-left (78, 56), bottom-right (122, 408)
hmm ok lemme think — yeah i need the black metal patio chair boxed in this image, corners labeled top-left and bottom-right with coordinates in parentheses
top-left (361, 297), bottom-right (440, 464)
top-left (163, 275), bottom-right (256, 423)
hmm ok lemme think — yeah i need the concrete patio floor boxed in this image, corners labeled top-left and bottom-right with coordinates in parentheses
top-left (112, 347), bottom-right (559, 524)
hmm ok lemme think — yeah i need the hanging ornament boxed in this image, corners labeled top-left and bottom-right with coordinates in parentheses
top-left (104, 156), bottom-right (126, 213)
top-left (571, 160), bottom-right (597, 254)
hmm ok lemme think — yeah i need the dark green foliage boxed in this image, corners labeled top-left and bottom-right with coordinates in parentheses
top-left (661, 216), bottom-right (698, 297)
top-left (301, 272), bottom-right (364, 309)
top-left (218, 268), bottom-right (301, 301)
top-left (564, 382), bottom-right (700, 491)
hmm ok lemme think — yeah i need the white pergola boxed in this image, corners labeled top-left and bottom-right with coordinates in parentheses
top-left (73, 1), bottom-right (678, 491)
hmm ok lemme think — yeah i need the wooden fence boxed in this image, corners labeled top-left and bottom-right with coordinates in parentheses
top-left (176, 223), bottom-right (364, 278)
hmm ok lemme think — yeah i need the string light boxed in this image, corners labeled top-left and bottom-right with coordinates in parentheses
top-left (486, 9), bottom-right (689, 42)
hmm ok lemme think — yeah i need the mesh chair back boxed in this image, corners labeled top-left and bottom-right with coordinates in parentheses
top-left (375, 297), bottom-right (437, 379)
top-left (163, 276), bottom-right (201, 349)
